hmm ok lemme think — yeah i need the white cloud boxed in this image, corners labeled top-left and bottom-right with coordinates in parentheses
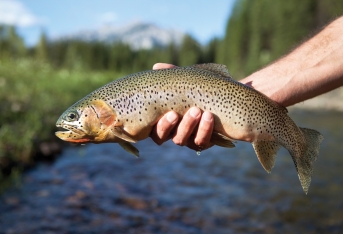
top-left (0, 0), bottom-right (42, 27)
top-left (98, 12), bottom-right (118, 25)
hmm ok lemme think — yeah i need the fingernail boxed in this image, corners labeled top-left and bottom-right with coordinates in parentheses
top-left (166, 112), bottom-right (178, 123)
top-left (203, 111), bottom-right (213, 122)
top-left (190, 107), bottom-right (201, 118)
top-left (152, 63), bottom-right (161, 70)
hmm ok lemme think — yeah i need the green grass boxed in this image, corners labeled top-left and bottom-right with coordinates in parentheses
top-left (0, 58), bottom-right (124, 188)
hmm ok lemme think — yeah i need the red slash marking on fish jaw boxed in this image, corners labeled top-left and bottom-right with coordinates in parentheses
top-left (67, 138), bottom-right (92, 143)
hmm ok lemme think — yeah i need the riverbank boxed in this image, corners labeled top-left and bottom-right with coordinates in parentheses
top-left (0, 59), bottom-right (125, 190)
top-left (290, 88), bottom-right (343, 112)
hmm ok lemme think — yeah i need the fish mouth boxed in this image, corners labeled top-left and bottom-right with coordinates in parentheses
top-left (55, 124), bottom-right (91, 143)
top-left (56, 124), bottom-right (86, 135)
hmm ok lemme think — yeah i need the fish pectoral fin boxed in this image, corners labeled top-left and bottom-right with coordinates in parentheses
top-left (210, 132), bottom-right (236, 148)
top-left (119, 142), bottom-right (139, 158)
top-left (191, 63), bottom-right (232, 78)
top-left (252, 141), bottom-right (281, 173)
top-left (111, 126), bottom-right (137, 143)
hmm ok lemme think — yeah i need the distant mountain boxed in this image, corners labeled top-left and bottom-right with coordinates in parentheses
top-left (58, 22), bottom-right (185, 50)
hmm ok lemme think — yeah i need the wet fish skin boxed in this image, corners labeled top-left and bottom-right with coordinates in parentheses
top-left (55, 64), bottom-right (323, 194)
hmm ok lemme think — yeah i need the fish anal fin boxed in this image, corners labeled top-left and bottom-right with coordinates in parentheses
top-left (111, 126), bottom-right (137, 143)
top-left (211, 132), bottom-right (236, 148)
top-left (252, 141), bottom-right (280, 173)
top-left (119, 142), bottom-right (139, 157)
top-left (191, 63), bottom-right (232, 78)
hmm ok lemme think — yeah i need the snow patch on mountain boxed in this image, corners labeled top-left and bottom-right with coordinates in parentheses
top-left (58, 22), bottom-right (185, 50)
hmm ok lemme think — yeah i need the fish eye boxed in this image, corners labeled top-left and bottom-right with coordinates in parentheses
top-left (65, 111), bottom-right (78, 121)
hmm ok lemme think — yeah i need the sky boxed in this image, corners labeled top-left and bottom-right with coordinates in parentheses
top-left (0, 0), bottom-right (236, 46)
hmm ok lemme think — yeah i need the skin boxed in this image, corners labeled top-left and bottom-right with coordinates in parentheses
top-left (150, 16), bottom-right (343, 150)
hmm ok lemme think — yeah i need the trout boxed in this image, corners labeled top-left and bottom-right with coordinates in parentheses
top-left (55, 64), bottom-right (323, 193)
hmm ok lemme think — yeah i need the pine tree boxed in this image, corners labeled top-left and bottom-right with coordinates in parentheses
top-left (35, 30), bottom-right (48, 61)
top-left (109, 42), bottom-right (134, 72)
top-left (204, 38), bottom-right (219, 63)
top-left (165, 42), bottom-right (179, 65)
top-left (0, 25), bottom-right (9, 58)
top-left (217, 0), bottom-right (343, 78)
top-left (7, 26), bottom-right (26, 58)
top-left (63, 41), bottom-right (81, 70)
top-left (179, 34), bottom-right (203, 66)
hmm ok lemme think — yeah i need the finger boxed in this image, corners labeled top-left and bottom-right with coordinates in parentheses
top-left (194, 111), bottom-right (214, 149)
top-left (151, 111), bottom-right (179, 145)
top-left (152, 63), bottom-right (177, 70)
top-left (172, 107), bottom-right (201, 146)
top-left (186, 138), bottom-right (215, 152)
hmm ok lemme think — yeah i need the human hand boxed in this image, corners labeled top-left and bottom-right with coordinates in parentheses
top-left (150, 63), bottom-right (215, 151)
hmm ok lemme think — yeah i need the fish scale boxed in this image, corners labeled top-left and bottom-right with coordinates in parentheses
top-left (56, 63), bottom-right (323, 193)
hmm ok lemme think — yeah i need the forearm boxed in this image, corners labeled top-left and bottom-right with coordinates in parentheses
top-left (240, 16), bottom-right (343, 107)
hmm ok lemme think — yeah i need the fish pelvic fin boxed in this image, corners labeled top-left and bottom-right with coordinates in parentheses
top-left (291, 128), bottom-right (324, 194)
top-left (210, 132), bottom-right (236, 148)
top-left (119, 142), bottom-right (139, 158)
top-left (111, 126), bottom-right (137, 143)
top-left (252, 141), bottom-right (281, 173)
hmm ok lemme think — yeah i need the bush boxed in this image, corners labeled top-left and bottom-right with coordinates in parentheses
top-left (0, 58), bottom-right (123, 187)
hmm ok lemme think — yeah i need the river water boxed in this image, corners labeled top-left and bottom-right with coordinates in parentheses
top-left (0, 110), bottom-right (342, 233)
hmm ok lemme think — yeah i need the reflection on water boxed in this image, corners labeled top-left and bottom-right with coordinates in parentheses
top-left (0, 110), bottom-right (342, 233)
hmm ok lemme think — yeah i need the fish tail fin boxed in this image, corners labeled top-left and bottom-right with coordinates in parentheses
top-left (291, 127), bottom-right (324, 194)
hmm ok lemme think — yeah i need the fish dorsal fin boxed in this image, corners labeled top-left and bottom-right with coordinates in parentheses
top-left (252, 141), bottom-right (281, 173)
top-left (191, 63), bottom-right (232, 78)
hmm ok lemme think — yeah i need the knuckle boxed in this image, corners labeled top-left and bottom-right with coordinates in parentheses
top-left (173, 138), bottom-right (186, 146)
top-left (194, 138), bottom-right (208, 148)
